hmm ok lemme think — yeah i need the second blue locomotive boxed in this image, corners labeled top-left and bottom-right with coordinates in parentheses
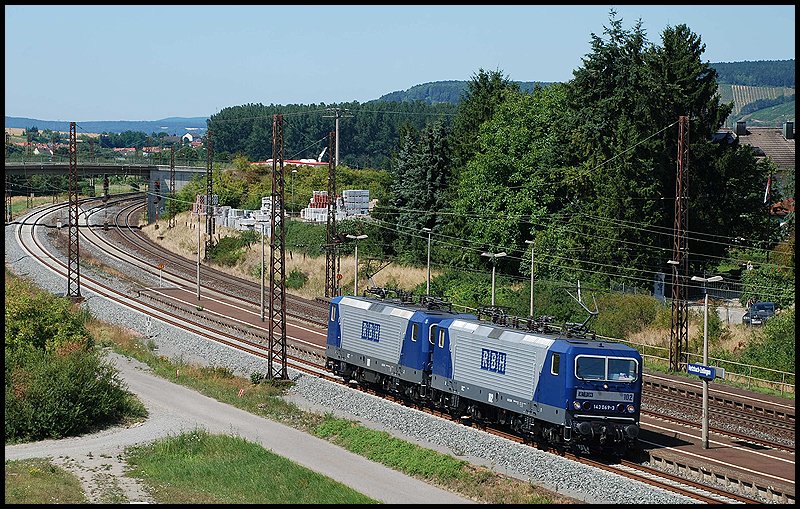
top-left (325, 293), bottom-right (642, 456)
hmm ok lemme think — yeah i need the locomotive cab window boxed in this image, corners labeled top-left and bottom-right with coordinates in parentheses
top-left (411, 323), bottom-right (419, 342)
top-left (330, 306), bottom-right (336, 322)
top-left (551, 353), bottom-right (560, 375)
top-left (608, 358), bottom-right (637, 381)
top-left (575, 355), bottom-right (638, 382)
top-left (438, 328), bottom-right (446, 348)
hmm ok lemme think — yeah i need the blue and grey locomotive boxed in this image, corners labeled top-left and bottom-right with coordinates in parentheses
top-left (325, 292), bottom-right (476, 400)
top-left (429, 316), bottom-right (642, 456)
top-left (325, 293), bottom-right (642, 457)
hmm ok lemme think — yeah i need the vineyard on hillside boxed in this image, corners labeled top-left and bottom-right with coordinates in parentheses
top-left (717, 84), bottom-right (795, 115)
top-left (740, 101), bottom-right (797, 127)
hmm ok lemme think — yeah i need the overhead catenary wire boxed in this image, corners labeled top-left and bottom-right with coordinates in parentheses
top-left (371, 205), bottom-right (792, 270)
top-left (362, 216), bottom-right (789, 300)
top-left (24, 113), bottom-right (789, 300)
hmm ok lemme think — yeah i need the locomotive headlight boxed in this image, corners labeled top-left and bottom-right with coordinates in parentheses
top-left (573, 400), bottom-right (582, 410)
top-left (626, 404), bottom-right (636, 413)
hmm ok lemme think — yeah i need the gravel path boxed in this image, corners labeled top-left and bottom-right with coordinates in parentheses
top-left (5, 213), bottom-right (699, 504)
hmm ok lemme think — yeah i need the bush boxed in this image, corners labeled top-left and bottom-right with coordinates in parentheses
top-left (5, 277), bottom-right (93, 354)
top-left (740, 308), bottom-right (795, 374)
top-left (206, 235), bottom-right (246, 267)
top-left (287, 269), bottom-right (309, 290)
top-left (5, 348), bottom-right (146, 443)
top-left (286, 221), bottom-right (327, 258)
top-left (4, 272), bottom-right (146, 444)
top-left (592, 293), bottom-right (663, 339)
top-left (689, 305), bottom-right (725, 354)
top-left (429, 270), bottom-right (491, 311)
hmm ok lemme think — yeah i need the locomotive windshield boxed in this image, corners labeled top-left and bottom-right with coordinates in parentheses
top-left (575, 355), bottom-right (637, 382)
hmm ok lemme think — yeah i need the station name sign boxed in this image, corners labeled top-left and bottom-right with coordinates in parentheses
top-left (687, 363), bottom-right (725, 380)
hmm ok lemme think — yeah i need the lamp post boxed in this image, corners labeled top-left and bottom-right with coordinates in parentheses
top-left (525, 239), bottom-right (535, 318)
top-left (291, 169), bottom-right (297, 217)
top-left (481, 251), bottom-right (507, 306)
top-left (260, 223), bottom-right (266, 321)
top-left (422, 227), bottom-right (432, 294)
top-left (347, 234), bottom-right (368, 296)
top-left (690, 274), bottom-right (723, 449)
top-left (196, 209), bottom-right (201, 301)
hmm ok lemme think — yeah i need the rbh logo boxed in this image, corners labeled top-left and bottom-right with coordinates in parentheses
top-left (361, 321), bottom-right (381, 342)
top-left (480, 348), bottom-right (507, 374)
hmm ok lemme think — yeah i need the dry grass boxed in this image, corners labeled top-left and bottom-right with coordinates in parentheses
top-left (140, 212), bottom-right (432, 300)
top-left (626, 314), bottom-right (761, 358)
top-left (717, 324), bottom-right (760, 354)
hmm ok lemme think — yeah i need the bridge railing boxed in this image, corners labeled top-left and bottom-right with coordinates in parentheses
top-left (5, 153), bottom-right (228, 170)
top-left (5, 153), bottom-right (160, 166)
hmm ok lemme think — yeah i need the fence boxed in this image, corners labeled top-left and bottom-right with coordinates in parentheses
top-left (602, 335), bottom-right (795, 397)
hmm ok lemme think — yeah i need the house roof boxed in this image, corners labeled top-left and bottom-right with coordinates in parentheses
top-left (719, 125), bottom-right (795, 170)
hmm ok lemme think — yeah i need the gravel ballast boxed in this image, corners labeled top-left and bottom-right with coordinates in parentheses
top-left (6, 215), bottom-right (702, 504)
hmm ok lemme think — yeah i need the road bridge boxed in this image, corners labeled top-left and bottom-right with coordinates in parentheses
top-left (5, 161), bottom-right (207, 223)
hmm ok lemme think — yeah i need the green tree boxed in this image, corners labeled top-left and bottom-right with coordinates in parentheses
top-left (449, 68), bottom-right (520, 172)
top-left (444, 83), bottom-right (576, 273)
top-left (215, 168), bottom-right (247, 209)
top-left (740, 308), bottom-right (795, 373)
top-left (547, 11), bottom-right (773, 289)
top-left (739, 263), bottom-right (794, 308)
top-left (386, 122), bottom-right (453, 262)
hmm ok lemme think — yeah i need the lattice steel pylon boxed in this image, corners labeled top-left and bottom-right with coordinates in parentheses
top-left (67, 122), bottom-right (81, 299)
top-left (102, 173), bottom-right (109, 230)
top-left (5, 174), bottom-right (11, 223)
top-left (324, 131), bottom-right (338, 298)
top-left (4, 134), bottom-right (10, 222)
top-left (669, 116), bottom-right (689, 372)
top-left (268, 114), bottom-right (288, 380)
top-left (168, 145), bottom-right (176, 228)
top-left (204, 129), bottom-right (214, 259)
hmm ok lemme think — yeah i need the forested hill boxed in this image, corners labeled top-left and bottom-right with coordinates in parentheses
top-left (376, 80), bottom-right (555, 104)
top-left (710, 59), bottom-right (794, 87)
top-left (378, 60), bottom-right (795, 104)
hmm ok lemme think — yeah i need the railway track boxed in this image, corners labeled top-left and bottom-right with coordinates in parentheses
top-left (642, 377), bottom-right (795, 450)
top-left (643, 395), bottom-right (794, 452)
top-left (11, 198), bottom-right (790, 504)
top-left (78, 195), bottom-right (328, 326)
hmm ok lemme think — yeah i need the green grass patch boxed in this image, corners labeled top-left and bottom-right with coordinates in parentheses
top-left (125, 429), bottom-right (378, 504)
top-left (4, 458), bottom-right (87, 504)
top-left (314, 417), bottom-right (467, 482)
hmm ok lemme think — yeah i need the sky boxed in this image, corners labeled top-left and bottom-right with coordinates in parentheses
top-left (4, 4), bottom-right (795, 121)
